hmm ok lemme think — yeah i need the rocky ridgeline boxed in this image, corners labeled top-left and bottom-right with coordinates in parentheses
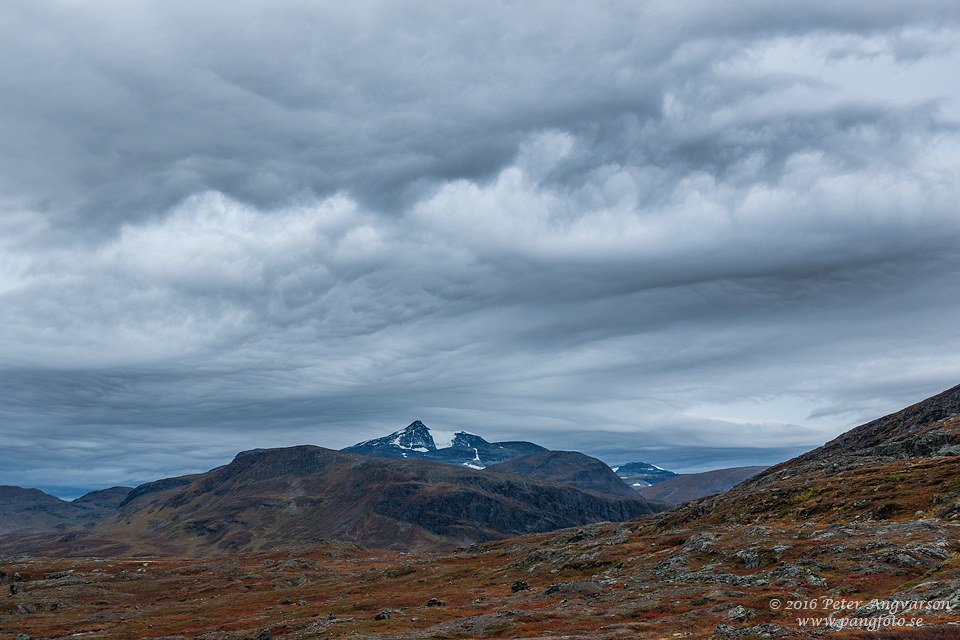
top-left (657, 386), bottom-right (960, 530)
top-left (778, 383), bottom-right (960, 466)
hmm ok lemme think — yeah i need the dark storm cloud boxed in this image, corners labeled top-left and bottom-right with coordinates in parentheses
top-left (2, 1), bottom-right (960, 496)
top-left (2, 0), bottom-right (958, 230)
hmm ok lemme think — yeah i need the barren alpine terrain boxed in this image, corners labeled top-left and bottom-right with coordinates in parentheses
top-left (5, 387), bottom-right (960, 639)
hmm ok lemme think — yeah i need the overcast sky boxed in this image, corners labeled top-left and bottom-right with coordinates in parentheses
top-left (2, 0), bottom-right (960, 499)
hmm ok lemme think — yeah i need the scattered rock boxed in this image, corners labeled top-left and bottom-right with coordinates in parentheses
top-left (735, 550), bottom-right (760, 568)
top-left (806, 573), bottom-right (827, 588)
top-left (254, 629), bottom-right (272, 640)
top-left (511, 580), bottom-right (530, 592)
top-left (426, 597), bottom-right (445, 606)
top-left (544, 580), bottom-right (602, 598)
top-left (43, 571), bottom-right (73, 580)
top-left (714, 623), bottom-right (788, 638)
top-left (375, 610), bottom-right (391, 620)
top-left (882, 551), bottom-right (926, 568)
top-left (15, 634), bottom-right (30, 640)
top-left (726, 605), bottom-right (756, 621)
top-left (683, 532), bottom-right (719, 552)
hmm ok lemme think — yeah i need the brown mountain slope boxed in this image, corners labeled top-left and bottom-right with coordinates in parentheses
top-left (660, 384), bottom-right (960, 529)
top-left (0, 446), bottom-right (666, 557)
top-left (69, 486), bottom-right (132, 510)
top-left (776, 382), bottom-right (960, 465)
top-left (485, 450), bottom-right (644, 499)
top-left (0, 487), bottom-right (87, 535)
top-left (634, 466), bottom-right (767, 504)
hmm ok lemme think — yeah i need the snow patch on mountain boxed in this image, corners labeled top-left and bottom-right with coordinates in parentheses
top-left (430, 430), bottom-right (457, 449)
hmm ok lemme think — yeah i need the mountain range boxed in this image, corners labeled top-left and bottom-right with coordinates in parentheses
top-left (340, 419), bottom-right (762, 504)
top-left (0, 420), bottom-right (773, 553)
top-left (7, 383), bottom-right (960, 639)
top-left (0, 447), bottom-right (666, 557)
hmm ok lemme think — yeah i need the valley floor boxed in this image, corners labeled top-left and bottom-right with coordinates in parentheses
top-left (5, 515), bottom-right (960, 640)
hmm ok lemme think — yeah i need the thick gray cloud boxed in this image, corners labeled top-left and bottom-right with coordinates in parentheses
top-left (2, 0), bottom-right (960, 498)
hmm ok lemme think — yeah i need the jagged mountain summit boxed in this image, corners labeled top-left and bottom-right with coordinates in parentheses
top-left (610, 461), bottom-right (678, 487)
top-left (342, 420), bottom-right (547, 468)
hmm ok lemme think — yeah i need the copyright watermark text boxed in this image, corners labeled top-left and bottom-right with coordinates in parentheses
top-left (769, 596), bottom-right (953, 615)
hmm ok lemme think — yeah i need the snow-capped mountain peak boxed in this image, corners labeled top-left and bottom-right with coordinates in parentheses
top-left (343, 421), bottom-right (547, 468)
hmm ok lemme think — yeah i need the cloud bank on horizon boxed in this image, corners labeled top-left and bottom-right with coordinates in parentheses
top-left (2, 0), bottom-right (960, 497)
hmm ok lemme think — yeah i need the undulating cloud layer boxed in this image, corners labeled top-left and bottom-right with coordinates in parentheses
top-left (2, 0), bottom-right (960, 497)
